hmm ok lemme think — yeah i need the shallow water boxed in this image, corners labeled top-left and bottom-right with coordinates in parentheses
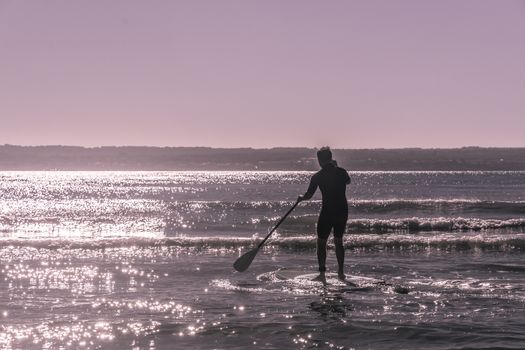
top-left (1, 171), bottom-right (525, 349)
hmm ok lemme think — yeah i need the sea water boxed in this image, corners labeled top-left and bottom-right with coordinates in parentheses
top-left (1, 171), bottom-right (524, 349)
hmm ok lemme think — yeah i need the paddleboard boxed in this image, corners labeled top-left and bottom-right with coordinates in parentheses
top-left (275, 268), bottom-right (384, 290)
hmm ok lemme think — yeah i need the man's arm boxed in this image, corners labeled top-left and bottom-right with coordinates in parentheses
top-left (340, 167), bottom-right (351, 185)
top-left (298, 175), bottom-right (318, 202)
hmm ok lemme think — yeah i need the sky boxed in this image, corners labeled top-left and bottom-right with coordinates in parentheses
top-left (0, 0), bottom-right (524, 148)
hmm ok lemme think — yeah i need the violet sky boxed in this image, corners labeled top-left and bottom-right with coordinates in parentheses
top-left (1, 0), bottom-right (524, 148)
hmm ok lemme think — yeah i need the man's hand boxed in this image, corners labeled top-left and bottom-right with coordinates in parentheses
top-left (298, 193), bottom-right (313, 202)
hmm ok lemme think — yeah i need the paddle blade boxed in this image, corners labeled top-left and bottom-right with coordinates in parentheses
top-left (233, 248), bottom-right (259, 272)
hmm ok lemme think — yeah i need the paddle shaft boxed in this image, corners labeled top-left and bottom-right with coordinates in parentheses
top-left (257, 200), bottom-right (300, 249)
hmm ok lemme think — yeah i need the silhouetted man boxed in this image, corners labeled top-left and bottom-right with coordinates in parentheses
top-left (298, 147), bottom-right (350, 283)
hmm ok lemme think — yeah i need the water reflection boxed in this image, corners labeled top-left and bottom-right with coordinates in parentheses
top-left (0, 246), bottom-right (210, 349)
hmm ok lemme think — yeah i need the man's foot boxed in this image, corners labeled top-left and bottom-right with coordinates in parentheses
top-left (312, 273), bottom-right (327, 285)
top-left (337, 271), bottom-right (346, 281)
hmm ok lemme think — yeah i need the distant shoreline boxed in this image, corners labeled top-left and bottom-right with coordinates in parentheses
top-left (1, 145), bottom-right (524, 171)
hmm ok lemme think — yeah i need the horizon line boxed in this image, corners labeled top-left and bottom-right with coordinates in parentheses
top-left (3, 144), bottom-right (525, 151)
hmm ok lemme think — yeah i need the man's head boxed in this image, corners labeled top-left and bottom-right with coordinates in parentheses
top-left (317, 147), bottom-right (333, 167)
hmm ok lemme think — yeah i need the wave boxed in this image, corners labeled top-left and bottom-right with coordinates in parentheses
top-left (271, 216), bottom-right (525, 233)
top-left (166, 199), bottom-right (525, 215)
top-left (464, 263), bottom-right (525, 273)
top-left (3, 216), bottom-right (524, 237)
top-left (346, 217), bottom-right (525, 232)
top-left (350, 199), bottom-right (525, 215)
top-left (1, 233), bottom-right (525, 251)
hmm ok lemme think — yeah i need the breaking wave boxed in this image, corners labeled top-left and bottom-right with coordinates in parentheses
top-left (346, 217), bottom-right (525, 232)
top-left (271, 216), bottom-right (525, 233)
top-left (1, 233), bottom-right (525, 251)
top-left (167, 199), bottom-right (525, 215)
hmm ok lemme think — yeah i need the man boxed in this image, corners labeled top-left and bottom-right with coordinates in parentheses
top-left (298, 147), bottom-right (351, 283)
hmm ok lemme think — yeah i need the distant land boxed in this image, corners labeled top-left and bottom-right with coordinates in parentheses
top-left (0, 145), bottom-right (524, 171)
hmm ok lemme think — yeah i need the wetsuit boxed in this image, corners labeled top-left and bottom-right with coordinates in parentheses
top-left (304, 163), bottom-right (350, 239)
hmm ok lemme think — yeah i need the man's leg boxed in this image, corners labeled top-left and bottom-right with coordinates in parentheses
top-left (334, 236), bottom-right (345, 280)
top-left (334, 218), bottom-right (347, 280)
top-left (315, 217), bottom-right (330, 284)
top-left (317, 237), bottom-right (328, 274)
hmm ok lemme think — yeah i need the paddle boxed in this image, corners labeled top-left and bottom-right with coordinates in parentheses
top-left (233, 199), bottom-right (300, 272)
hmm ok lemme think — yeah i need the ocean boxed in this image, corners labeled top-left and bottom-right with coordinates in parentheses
top-left (1, 171), bottom-right (524, 349)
